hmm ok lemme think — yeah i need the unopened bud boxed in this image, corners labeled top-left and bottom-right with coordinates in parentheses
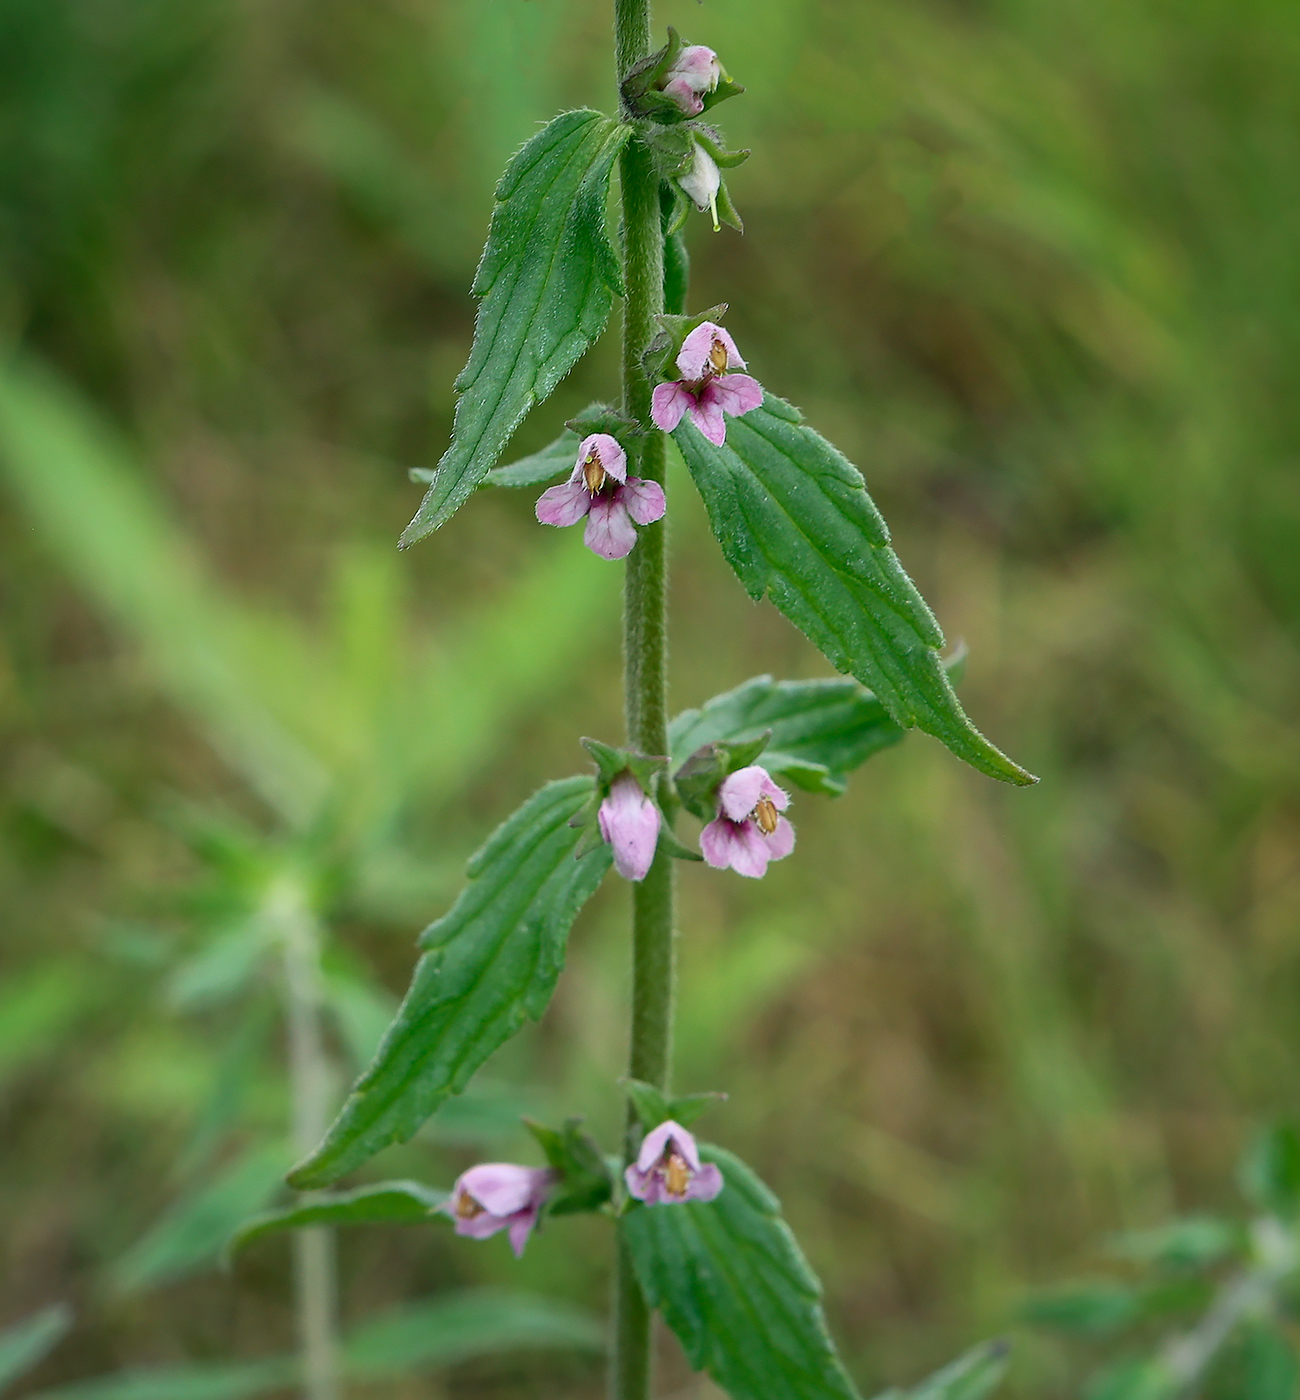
top-left (677, 142), bottom-right (721, 231)
top-left (660, 45), bottom-right (721, 116)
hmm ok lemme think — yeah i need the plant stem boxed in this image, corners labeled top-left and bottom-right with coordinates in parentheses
top-left (613, 3), bottom-right (671, 1399)
top-left (276, 878), bottom-right (341, 1400)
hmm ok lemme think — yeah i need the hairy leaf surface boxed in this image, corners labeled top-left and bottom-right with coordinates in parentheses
top-left (622, 1145), bottom-right (861, 1400)
top-left (673, 397), bottom-right (1034, 786)
top-left (289, 778), bottom-right (610, 1187)
top-left (402, 111), bottom-right (629, 543)
top-left (670, 674), bottom-right (913, 794)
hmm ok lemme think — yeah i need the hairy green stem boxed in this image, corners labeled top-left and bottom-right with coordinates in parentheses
top-left (613, 3), bottom-right (672, 1399)
top-left (275, 878), bottom-right (340, 1400)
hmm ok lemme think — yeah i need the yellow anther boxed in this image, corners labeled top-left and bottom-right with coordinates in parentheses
top-left (454, 1189), bottom-right (485, 1220)
top-left (664, 1150), bottom-right (692, 1197)
top-left (753, 794), bottom-right (779, 835)
top-left (708, 336), bottom-right (729, 376)
top-left (582, 451), bottom-right (607, 494)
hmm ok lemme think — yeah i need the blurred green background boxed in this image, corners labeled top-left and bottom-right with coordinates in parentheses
top-left (2, 0), bottom-right (1299, 1395)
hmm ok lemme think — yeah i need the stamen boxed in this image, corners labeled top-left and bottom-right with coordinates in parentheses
top-left (454, 1189), bottom-right (485, 1220)
top-left (663, 1149), bottom-right (692, 1197)
top-left (581, 451), bottom-right (607, 495)
top-left (753, 794), bottom-right (778, 835)
top-left (708, 336), bottom-right (729, 376)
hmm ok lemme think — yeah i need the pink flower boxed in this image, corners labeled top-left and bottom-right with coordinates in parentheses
top-left (660, 45), bottom-right (721, 116)
top-left (650, 323), bottom-right (763, 446)
top-left (535, 433), bottom-right (666, 561)
top-left (699, 764), bottom-right (795, 879)
top-left (599, 772), bottom-right (661, 882)
top-left (445, 1163), bottom-right (553, 1257)
top-left (624, 1120), bottom-right (724, 1206)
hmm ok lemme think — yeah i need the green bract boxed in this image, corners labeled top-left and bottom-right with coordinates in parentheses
top-left (671, 395), bottom-right (1036, 787)
top-left (622, 1145), bottom-right (861, 1400)
top-left (289, 778), bottom-right (611, 1188)
top-left (401, 111), bottom-right (631, 544)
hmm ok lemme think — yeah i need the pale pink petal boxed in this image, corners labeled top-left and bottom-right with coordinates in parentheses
top-left (718, 765), bottom-right (769, 822)
top-left (635, 1119), bottom-right (682, 1173)
top-left (453, 1210), bottom-right (508, 1242)
top-left (685, 1162), bottom-right (724, 1203)
top-left (536, 481), bottom-right (592, 527)
top-left (677, 322), bottom-right (722, 380)
top-left (624, 1163), bottom-right (650, 1201)
top-left (507, 1207), bottom-right (540, 1257)
top-left (708, 373), bottom-right (763, 418)
top-left (700, 816), bottom-right (745, 869)
top-left (457, 1164), bottom-right (545, 1218)
top-left (619, 478), bottom-right (666, 526)
top-left (661, 76), bottom-right (704, 115)
top-left (763, 815), bottom-right (796, 861)
top-left (598, 773), bottom-right (660, 881)
top-left (760, 773), bottom-right (791, 810)
top-left (688, 395), bottom-right (727, 446)
top-left (670, 45), bottom-right (720, 87)
top-left (651, 381), bottom-right (693, 432)
top-left (578, 432), bottom-right (627, 485)
top-left (728, 821), bottom-right (773, 879)
top-left (584, 494), bottom-right (639, 560)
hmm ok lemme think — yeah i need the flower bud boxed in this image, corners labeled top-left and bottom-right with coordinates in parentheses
top-left (659, 45), bottom-right (720, 116)
top-left (677, 142), bottom-right (721, 230)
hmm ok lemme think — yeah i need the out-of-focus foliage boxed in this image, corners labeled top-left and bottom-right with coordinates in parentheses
top-left (2, 0), bottom-right (1299, 1397)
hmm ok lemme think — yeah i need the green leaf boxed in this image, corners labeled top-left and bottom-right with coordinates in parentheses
top-left (669, 673), bottom-right (939, 795)
top-left (401, 111), bottom-right (631, 544)
top-left (881, 1340), bottom-right (1010, 1400)
top-left (1020, 1282), bottom-right (1141, 1336)
top-left (0, 1305), bottom-right (72, 1393)
top-left (672, 396), bottom-right (1035, 787)
top-left (1241, 1123), bottom-right (1300, 1218)
top-left (111, 1142), bottom-right (289, 1294)
top-left (229, 1180), bottom-right (446, 1257)
top-left (289, 778), bottom-right (611, 1187)
top-left (1106, 1216), bottom-right (1242, 1270)
top-left (622, 1144), bottom-right (861, 1400)
top-left (28, 1360), bottom-right (296, 1400)
top-left (481, 430), bottom-right (578, 489)
top-left (342, 1289), bottom-right (604, 1378)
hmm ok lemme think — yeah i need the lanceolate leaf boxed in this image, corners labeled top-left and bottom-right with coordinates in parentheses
top-left (622, 1145), bottom-right (861, 1400)
top-left (289, 778), bottom-right (611, 1188)
top-left (229, 1181), bottom-right (446, 1256)
top-left (401, 111), bottom-right (631, 544)
top-left (669, 673), bottom-right (921, 795)
top-left (673, 397), bottom-right (1035, 787)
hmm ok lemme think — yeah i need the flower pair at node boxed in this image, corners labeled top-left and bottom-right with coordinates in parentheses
top-left (651, 321), bottom-right (762, 446)
top-left (535, 433), bottom-right (665, 561)
top-left (445, 1120), bottom-right (722, 1258)
top-left (598, 761), bottom-right (794, 882)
